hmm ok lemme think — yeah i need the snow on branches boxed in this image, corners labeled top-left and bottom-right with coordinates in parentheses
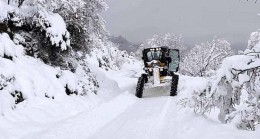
top-left (0, 33), bottom-right (98, 116)
top-left (136, 33), bottom-right (185, 58)
top-left (33, 10), bottom-right (70, 50)
top-left (181, 38), bottom-right (233, 77)
top-left (182, 35), bottom-right (260, 130)
top-left (0, 33), bottom-right (24, 59)
top-left (245, 30), bottom-right (260, 57)
top-left (0, 0), bottom-right (114, 116)
top-left (141, 33), bottom-right (185, 50)
top-left (0, 1), bottom-right (71, 51)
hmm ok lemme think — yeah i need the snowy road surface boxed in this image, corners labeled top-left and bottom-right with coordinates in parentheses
top-left (26, 64), bottom-right (260, 139)
top-left (2, 63), bottom-right (260, 139)
top-left (27, 95), bottom-right (258, 139)
top-left (89, 96), bottom-right (180, 139)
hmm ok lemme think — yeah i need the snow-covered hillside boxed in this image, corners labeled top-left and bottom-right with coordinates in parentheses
top-left (0, 1), bottom-right (136, 138)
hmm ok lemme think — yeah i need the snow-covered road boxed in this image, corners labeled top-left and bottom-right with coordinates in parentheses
top-left (30, 94), bottom-right (257, 139)
top-left (89, 96), bottom-right (178, 139)
top-left (89, 64), bottom-right (260, 139)
top-left (2, 63), bottom-right (260, 139)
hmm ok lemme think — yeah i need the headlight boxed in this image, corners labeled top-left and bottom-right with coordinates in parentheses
top-left (154, 48), bottom-right (161, 51)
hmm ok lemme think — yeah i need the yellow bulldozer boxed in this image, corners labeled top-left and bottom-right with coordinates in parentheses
top-left (135, 46), bottom-right (180, 98)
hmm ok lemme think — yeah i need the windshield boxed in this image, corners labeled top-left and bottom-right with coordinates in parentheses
top-left (169, 50), bottom-right (180, 72)
top-left (147, 50), bottom-right (162, 61)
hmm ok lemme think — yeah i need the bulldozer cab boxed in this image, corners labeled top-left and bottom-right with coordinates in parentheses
top-left (142, 47), bottom-right (180, 73)
top-left (136, 47), bottom-right (180, 98)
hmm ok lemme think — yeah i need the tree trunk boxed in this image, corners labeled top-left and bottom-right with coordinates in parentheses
top-left (18, 0), bottom-right (24, 7)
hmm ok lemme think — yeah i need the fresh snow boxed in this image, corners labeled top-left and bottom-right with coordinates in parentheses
top-left (1, 0), bottom-right (260, 138)
top-left (35, 10), bottom-right (70, 50)
top-left (1, 60), bottom-right (260, 139)
top-left (24, 93), bottom-right (137, 139)
top-left (0, 33), bottom-right (96, 116)
top-left (0, 1), bottom-right (14, 20)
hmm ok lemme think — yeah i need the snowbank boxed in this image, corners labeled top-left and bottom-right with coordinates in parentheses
top-left (0, 33), bottom-right (94, 116)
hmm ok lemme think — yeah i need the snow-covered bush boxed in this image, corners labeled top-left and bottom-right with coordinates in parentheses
top-left (0, 0), bottom-right (110, 69)
top-left (24, 0), bottom-right (108, 53)
top-left (181, 38), bottom-right (233, 77)
top-left (88, 39), bottom-right (136, 70)
top-left (0, 0), bottom-right (135, 119)
top-left (0, 0), bottom-right (108, 116)
top-left (0, 33), bottom-right (24, 59)
top-left (0, 33), bottom-right (98, 116)
top-left (33, 10), bottom-right (70, 50)
top-left (182, 34), bottom-right (260, 131)
top-left (0, 2), bottom-right (71, 69)
top-left (0, 1), bottom-right (70, 50)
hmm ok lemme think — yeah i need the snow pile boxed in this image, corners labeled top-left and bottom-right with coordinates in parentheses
top-left (0, 33), bottom-right (96, 116)
top-left (177, 76), bottom-right (209, 109)
top-left (0, 33), bottom-right (24, 59)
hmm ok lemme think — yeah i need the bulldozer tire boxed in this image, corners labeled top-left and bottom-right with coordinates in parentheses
top-left (170, 74), bottom-right (179, 96)
top-left (135, 74), bottom-right (146, 98)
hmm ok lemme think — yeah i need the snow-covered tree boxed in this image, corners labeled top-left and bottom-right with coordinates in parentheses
top-left (181, 38), bottom-right (233, 77)
top-left (7, 0), bottom-right (25, 7)
top-left (246, 0), bottom-right (258, 3)
top-left (0, 0), bottom-right (110, 99)
top-left (142, 33), bottom-right (184, 49)
top-left (2, 0), bottom-right (108, 65)
top-left (0, 0), bottom-right (137, 118)
top-left (136, 33), bottom-right (186, 58)
top-left (182, 32), bottom-right (260, 131)
top-left (23, 0), bottom-right (108, 52)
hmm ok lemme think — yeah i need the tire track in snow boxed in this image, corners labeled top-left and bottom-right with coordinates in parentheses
top-left (89, 96), bottom-right (176, 139)
top-left (157, 97), bottom-right (172, 128)
top-left (22, 93), bottom-right (138, 139)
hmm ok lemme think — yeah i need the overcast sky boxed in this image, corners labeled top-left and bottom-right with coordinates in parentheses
top-left (102, 0), bottom-right (260, 50)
